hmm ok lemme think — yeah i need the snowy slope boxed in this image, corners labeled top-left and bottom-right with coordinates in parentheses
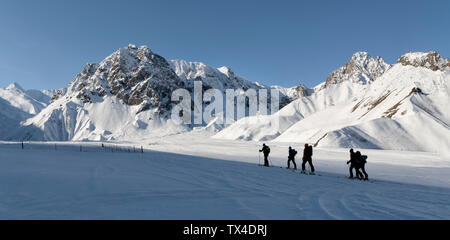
top-left (215, 52), bottom-right (450, 153)
top-left (214, 52), bottom-right (385, 142)
top-left (0, 137), bottom-right (449, 219)
top-left (25, 89), bottom-right (55, 105)
top-left (0, 83), bottom-right (55, 140)
top-left (0, 97), bottom-right (32, 139)
top-left (317, 63), bottom-right (450, 152)
top-left (0, 83), bottom-right (51, 115)
top-left (214, 81), bottom-right (367, 141)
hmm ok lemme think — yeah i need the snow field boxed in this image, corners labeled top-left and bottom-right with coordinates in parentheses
top-left (1, 136), bottom-right (448, 219)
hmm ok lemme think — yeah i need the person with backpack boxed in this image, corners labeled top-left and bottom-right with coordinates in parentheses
top-left (287, 146), bottom-right (298, 170)
top-left (302, 144), bottom-right (315, 174)
top-left (259, 143), bottom-right (271, 167)
top-left (355, 151), bottom-right (369, 181)
top-left (347, 149), bottom-right (363, 179)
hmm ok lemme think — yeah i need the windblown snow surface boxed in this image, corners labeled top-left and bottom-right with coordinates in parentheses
top-left (0, 131), bottom-right (449, 220)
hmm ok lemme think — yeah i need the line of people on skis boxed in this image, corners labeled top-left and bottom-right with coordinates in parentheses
top-left (259, 144), bottom-right (369, 181)
top-left (259, 143), bottom-right (315, 175)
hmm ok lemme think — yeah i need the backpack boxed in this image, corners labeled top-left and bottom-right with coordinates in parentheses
top-left (308, 146), bottom-right (313, 157)
top-left (361, 155), bottom-right (368, 164)
top-left (290, 149), bottom-right (297, 157)
top-left (263, 146), bottom-right (270, 154)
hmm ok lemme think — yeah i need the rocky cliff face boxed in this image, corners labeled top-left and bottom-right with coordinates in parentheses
top-left (323, 52), bottom-right (391, 89)
top-left (52, 44), bottom-right (184, 115)
top-left (398, 51), bottom-right (449, 71)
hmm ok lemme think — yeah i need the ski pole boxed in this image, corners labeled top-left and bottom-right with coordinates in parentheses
top-left (258, 151), bottom-right (261, 166)
top-left (346, 162), bottom-right (349, 177)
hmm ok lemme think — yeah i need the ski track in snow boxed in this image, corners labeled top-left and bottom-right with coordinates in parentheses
top-left (0, 141), bottom-right (449, 219)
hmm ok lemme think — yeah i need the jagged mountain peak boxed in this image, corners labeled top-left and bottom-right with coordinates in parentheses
top-left (350, 51), bottom-right (370, 61)
top-left (170, 59), bottom-right (217, 79)
top-left (109, 44), bottom-right (157, 66)
top-left (169, 59), bottom-right (257, 91)
top-left (217, 66), bottom-right (234, 77)
top-left (272, 83), bottom-right (313, 101)
top-left (56, 44), bottom-right (182, 114)
top-left (398, 51), bottom-right (449, 71)
top-left (322, 52), bottom-right (391, 89)
top-left (0, 82), bottom-right (52, 117)
top-left (350, 51), bottom-right (387, 66)
top-left (5, 82), bottom-right (25, 92)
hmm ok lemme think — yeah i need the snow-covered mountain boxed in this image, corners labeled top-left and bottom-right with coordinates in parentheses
top-left (16, 45), bottom-right (187, 141)
top-left (321, 52), bottom-right (391, 89)
top-left (169, 59), bottom-right (306, 109)
top-left (12, 44), bottom-right (304, 141)
top-left (0, 83), bottom-right (54, 140)
top-left (4, 46), bottom-right (448, 153)
top-left (169, 59), bottom-right (259, 90)
top-left (0, 83), bottom-right (52, 115)
top-left (215, 51), bottom-right (450, 153)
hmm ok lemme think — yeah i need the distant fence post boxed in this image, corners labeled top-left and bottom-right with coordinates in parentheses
top-left (21, 141), bottom-right (24, 150)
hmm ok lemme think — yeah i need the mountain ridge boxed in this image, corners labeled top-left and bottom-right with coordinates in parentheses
top-left (1, 45), bottom-right (448, 153)
top-left (7, 44), bottom-right (306, 141)
top-left (214, 51), bottom-right (450, 153)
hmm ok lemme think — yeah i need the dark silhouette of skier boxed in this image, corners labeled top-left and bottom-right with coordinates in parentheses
top-left (259, 144), bottom-right (271, 167)
top-left (287, 146), bottom-right (298, 170)
top-left (355, 151), bottom-right (369, 181)
top-left (302, 144), bottom-right (315, 174)
top-left (347, 149), bottom-right (362, 179)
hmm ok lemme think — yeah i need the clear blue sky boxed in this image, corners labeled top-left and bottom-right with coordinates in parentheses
top-left (0, 0), bottom-right (449, 90)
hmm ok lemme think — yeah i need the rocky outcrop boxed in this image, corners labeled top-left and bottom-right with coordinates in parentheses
top-left (323, 52), bottom-right (391, 88)
top-left (398, 51), bottom-right (449, 71)
top-left (65, 44), bottom-right (184, 114)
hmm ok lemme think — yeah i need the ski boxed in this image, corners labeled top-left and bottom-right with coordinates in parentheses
top-left (300, 171), bottom-right (321, 176)
top-left (346, 177), bottom-right (375, 183)
top-left (258, 164), bottom-right (282, 169)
